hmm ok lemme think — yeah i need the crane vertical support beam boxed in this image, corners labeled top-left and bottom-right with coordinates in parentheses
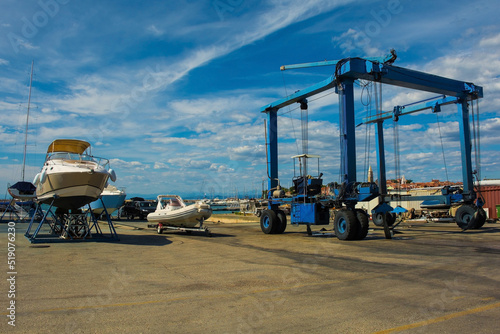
top-left (457, 99), bottom-right (474, 196)
top-left (375, 121), bottom-right (387, 194)
top-left (339, 79), bottom-right (357, 184)
top-left (267, 109), bottom-right (279, 209)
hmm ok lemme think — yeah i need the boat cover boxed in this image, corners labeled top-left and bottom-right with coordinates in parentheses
top-left (10, 181), bottom-right (36, 194)
top-left (47, 139), bottom-right (91, 154)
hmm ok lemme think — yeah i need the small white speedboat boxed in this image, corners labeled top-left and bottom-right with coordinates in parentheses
top-left (147, 195), bottom-right (212, 227)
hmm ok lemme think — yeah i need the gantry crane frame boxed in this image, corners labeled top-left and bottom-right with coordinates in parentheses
top-left (260, 51), bottom-right (484, 239)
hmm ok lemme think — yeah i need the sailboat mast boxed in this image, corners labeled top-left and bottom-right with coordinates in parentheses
top-left (21, 60), bottom-right (34, 182)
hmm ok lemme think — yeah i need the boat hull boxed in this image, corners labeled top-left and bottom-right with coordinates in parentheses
top-left (36, 171), bottom-right (109, 210)
top-left (89, 189), bottom-right (127, 215)
top-left (147, 204), bottom-right (212, 228)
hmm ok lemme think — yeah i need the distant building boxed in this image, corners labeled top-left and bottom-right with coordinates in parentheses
top-left (368, 166), bottom-right (373, 183)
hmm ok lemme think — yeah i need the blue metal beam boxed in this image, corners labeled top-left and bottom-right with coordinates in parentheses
top-left (339, 79), bottom-right (357, 185)
top-left (362, 96), bottom-right (459, 125)
top-left (339, 58), bottom-right (483, 98)
top-left (279, 51), bottom-right (396, 71)
top-left (262, 58), bottom-right (482, 115)
top-left (457, 99), bottom-right (475, 196)
top-left (260, 75), bottom-right (336, 113)
top-left (267, 110), bottom-right (279, 210)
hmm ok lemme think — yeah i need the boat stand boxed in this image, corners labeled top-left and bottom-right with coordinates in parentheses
top-left (25, 197), bottom-right (119, 243)
top-left (0, 198), bottom-right (31, 222)
top-left (148, 218), bottom-right (212, 237)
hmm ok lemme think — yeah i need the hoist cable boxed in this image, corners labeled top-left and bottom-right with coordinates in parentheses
top-left (471, 98), bottom-right (481, 180)
top-left (471, 98), bottom-right (477, 173)
top-left (362, 81), bottom-right (373, 181)
top-left (277, 90), bottom-right (336, 116)
top-left (435, 113), bottom-right (449, 182)
top-left (281, 71), bottom-right (300, 155)
top-left (393, 119), bottom-right (401, 204)
top-left (388, 81), bottom-right (402, 203)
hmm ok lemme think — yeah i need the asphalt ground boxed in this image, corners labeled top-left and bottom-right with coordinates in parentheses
top-left (1, 214), bottom-right (500, 333)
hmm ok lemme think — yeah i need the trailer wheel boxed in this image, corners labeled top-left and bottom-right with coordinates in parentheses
top-left (373, 212), bottom-right (395, 227)
top-left (455, 204), bottom-right (476, 230)
top-left (471, 207), bottom-right (486, 229)
top-left (275, 210), bottom-right (287, 234)
top-left (157, 224), bottom-right (163, 234)
top-left (334, 209), bottom-right (358, 240)
top-left (372, 212), bottom-right (384, 227)
top-left (354, 209), bottom-right (369, 240)
top-left (383, 217), bottom-right (392, 239)
top-left (260, 210), bottom-right (278, 234)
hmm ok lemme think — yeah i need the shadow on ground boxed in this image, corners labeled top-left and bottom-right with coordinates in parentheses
top-left (116, 233), bottom-right (173, 246)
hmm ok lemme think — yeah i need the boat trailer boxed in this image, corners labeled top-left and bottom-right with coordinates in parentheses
top-left (148, 219), bottom-right (212, 237)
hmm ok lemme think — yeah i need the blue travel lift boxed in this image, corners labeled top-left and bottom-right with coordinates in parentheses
top-left (260, 50), bottom-right (484, 240)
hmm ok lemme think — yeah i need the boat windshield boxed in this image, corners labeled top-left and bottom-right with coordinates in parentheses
top-left (140, 202), bottom-right (155, 207)
top-left (159, 197), bottom-right (182, 209)
top-left (48, 152), bottom-right (96, 162)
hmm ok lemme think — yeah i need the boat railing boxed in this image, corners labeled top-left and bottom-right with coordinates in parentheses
top-left (47, 153), bottom-right (110, 169)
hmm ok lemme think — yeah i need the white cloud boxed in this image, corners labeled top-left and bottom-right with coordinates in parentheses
top-left (109, 158), bottom-right (150, 171)
top-left (154, 162), bottom-right (169, 169)
top-left (147, 25), bottom-right (163, 36)
top-left (332, 28), bottom-right (383, 56)
top-left (479, 32), bottom-right (500, 47)
top-left (167, 157), bottom-right (212, 169)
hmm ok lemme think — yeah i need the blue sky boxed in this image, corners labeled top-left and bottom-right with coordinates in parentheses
top-left (1, 0), bottom-right (500, 199)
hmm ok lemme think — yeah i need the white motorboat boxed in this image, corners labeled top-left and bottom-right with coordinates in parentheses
top-left (33, 139), bottom-right (117, 210)
top-left (89, 185), bottom-right (126, 216)
top-left (147, 195), bottom-right (212, 227)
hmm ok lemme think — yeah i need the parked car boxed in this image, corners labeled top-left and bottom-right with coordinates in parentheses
top-left (120, 197), bottom-right (156, 220)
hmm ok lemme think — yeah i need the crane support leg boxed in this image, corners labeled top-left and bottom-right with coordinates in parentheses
top-left (267, 109), bottom-right (279, 210)
top-left (375, 120), bottom-right (387, 194)
top-left (457, 98), bottom-right (475, 199)
top-left (339, 79), bottom-right (357, 185)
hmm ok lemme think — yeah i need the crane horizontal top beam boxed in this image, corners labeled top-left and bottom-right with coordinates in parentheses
top-left (260, 75), bottom-right (337, 112)
top-left (280, 53), bottom-right (396, 71)
top-left (339, 58), bottom-right (483, 98)
top-left (280, 49), bottom-right (397, 71)
top-left (260, 57), bottom-right (483, 114)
